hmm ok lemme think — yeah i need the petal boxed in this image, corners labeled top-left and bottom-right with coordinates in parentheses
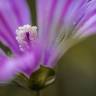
top-left (74, 0), bottom-right (96, 37)
top-left (37, 0), bottom-right (88, 44)
top-left (0, 0), bottom-right (31, 53)
top-left (0, 52), bottom-right (35, 83)
top-left (36, 0), bottom-right (88, 66)
top-left (0, 55), bottom-right (18, 83)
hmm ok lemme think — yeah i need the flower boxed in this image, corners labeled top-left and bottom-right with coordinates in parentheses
top-left (0, 0), bottom-right (96, 83)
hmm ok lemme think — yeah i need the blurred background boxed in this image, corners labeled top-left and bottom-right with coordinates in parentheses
top-left (0, 0), bottom-right (96, 96)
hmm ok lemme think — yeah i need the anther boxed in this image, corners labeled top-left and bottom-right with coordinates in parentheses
top-left (16, 24), bottom-right (37, 51)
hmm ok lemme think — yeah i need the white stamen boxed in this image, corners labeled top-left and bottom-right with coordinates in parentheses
top-left (16, 24), bottom-right (37, 51)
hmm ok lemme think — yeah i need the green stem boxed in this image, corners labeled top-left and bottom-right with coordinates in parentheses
top-left (36, 91), bottom-right (40, 96)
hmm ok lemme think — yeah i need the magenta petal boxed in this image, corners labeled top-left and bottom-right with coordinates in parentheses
top-left (18, 52), bottom-right (36, 76)
top-left (36, 0), bottom-right (88, 67)
top-left (9, 0), bottom-right (31, 25)
top-left (0, 52), bottom-right (35, 83)
top-left (74, 0), bottom-right (96, 37)
top-left (36, 0), bottom-right (88, 42)
top-left (0, 0), bottom-right (31, 53)
top-left (0, 55), bottom-right (19, 82)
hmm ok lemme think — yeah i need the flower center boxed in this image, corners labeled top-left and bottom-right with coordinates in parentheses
top-left (16, 24), bottom-right (37, 51)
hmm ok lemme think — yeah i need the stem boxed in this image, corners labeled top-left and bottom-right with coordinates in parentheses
top-left (36, 91), bottom-right (40, 96)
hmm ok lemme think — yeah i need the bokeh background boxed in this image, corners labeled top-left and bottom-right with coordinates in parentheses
top-left (0, 0), bottom-right (96, 96)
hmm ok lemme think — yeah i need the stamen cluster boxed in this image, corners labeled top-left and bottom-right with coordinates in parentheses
top-left (16, 25), bottom-right (37, 51)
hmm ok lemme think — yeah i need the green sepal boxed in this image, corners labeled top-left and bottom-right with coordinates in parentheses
top-left (12, 73), bottom-right (29, 89)
top-left (29, 65), bottom-right (56, 91)
top-left (0, 41), bottom-right (12, 56)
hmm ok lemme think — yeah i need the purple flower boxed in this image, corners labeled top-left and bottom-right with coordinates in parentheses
top-left (0, 0), bottom-right (96, 82)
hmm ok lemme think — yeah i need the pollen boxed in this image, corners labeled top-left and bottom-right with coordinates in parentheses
top-left (16, 24), bottom-right (38, 51)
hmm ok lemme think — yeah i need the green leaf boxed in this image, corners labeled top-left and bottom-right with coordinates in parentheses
top-left (0, 41), bottom-right (12, 56)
